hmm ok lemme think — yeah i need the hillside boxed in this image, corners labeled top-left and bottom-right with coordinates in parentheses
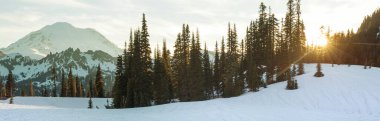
top-left (356, 8), bottom-right (380, 43)
top-left (0, 48), bottom-right (116, 94)
top-left (1, 64), bottom-right (379, 121)
top-left (0, 22), bottom-right (122, 59)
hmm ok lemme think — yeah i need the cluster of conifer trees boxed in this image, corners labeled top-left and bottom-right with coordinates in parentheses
top-left (0, 64), bottom-right (105, 100)
top-left (112, 0), bottom-right (306, 108)
top-left (0, 70), bottom-right (15, 98)
top-left (59, 65), bottom-right (105, 98)
top-left (309, 8), bottom-right (380, 68)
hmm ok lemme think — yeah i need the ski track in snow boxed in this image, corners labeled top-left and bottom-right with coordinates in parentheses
top-left (1, 64), bottom-right (380, 121)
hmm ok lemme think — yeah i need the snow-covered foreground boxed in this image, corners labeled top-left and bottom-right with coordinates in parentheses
top-left (1, 64), bottom-right (380, 121)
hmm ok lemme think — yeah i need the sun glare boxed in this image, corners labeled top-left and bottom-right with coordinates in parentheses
top-left (307, 38), bottom-right (328, 47)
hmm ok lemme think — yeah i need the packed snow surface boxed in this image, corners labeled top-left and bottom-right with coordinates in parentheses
top-left (1, 64), bottom-right (380, 121)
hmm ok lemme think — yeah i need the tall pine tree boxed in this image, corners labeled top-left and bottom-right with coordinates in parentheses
top-left (60, 69), bottom-right (67, 97)
top-left (95, 64), bottom-right (105, 97)
top-left (5, 70), bottom-right (15, 97)
top-left (202, 43), bottom-right (213, 99)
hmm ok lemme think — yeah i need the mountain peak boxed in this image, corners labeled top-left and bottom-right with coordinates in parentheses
top-left (41, 22), bottom-right (75, 32)
top-left (51, 22), bottom-right (73, 27)
top-left (0, 22), bottom-right (122, 59)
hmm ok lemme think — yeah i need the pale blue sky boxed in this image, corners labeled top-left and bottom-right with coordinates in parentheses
top-left (0, 0), bottom-right (379, 50)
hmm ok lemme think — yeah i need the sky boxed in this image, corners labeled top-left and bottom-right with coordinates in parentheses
top-left (0, 0), bottom-right (379, 51)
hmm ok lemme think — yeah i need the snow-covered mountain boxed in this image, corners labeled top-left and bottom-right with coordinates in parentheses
top-left (0, 22), bottom-right (122, 59)
top-left (0, 48), bottom-right (116, 94)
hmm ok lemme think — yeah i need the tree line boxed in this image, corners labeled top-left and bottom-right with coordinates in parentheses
top-left (112, 0), bottom-right (306, 108)
top-left (309, 8), bottom-right (380, 68)
top-left (0, 64), bottom-right (106, 99)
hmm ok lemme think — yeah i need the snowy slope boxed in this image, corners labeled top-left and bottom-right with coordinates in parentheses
top-left (0, 22), bottom-right (122, 59)
top-left (0, 97), bottom-right (110, 109)
top-left (1, 64), bottom-right (380, 121)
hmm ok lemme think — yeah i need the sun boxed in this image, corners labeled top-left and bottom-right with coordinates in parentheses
top-left (307, 38), bottom-right (328, 47)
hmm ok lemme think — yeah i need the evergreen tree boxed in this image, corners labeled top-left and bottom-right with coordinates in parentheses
top-left (95, 64), bottom-right (105, 98)
top-left (275, 19), bottom-right (288, 82)
top-left (0, 77), bottom-right (3, 97)
top-left (162, 40), bottom-right (174, 100)
top-left (71, 75), bottom-right (77, 97)
top-left (135, 13), bottom-right (153, 107)
top-left (298, 63), bottom-right (305, 75)
top-left (314, 62), bottom-right (324, 77)
top-left (5, 70), bottom-right (15, 97)
top-left (223, 23), bottom-right (239, 97)
top-left (78, 81), bottom-right (83, 97)
top-left (189, 31), bottom-right (205, 101)
top-left (220, 37), bottom-right (230, 97)
top-left (247, 51), bottom-right (259, 91)
top-left (21, 85), bottom-right (26, 96)
top-left (212, 42), bottom-right (221, 98)
top-left (291, 64), bottom-right (297, 77)
top-left (125, 14), bottom-right (154, 107)
top-left (60, 69), bottom-right (67, 97)
top-left (266, 11), bottom-right (278, 85)
top-left (173, 24), bottom-right (191, 101)
top-left (286, 69), bottom-right (297, 90)
top-left (92, 78), bottom-right (97, 97)
top-left (141, 13), bottom-right (152, 72)
top-left (172, 33), bottom-right (182, 99)
top-left (67, 67), bottom-right (74, 97)
top-left (202, 43), bottom-right (213, 99)
top-left (29, 80), bottom-right (34, 96)
top-left (246, 20), bottom-right (260, 91)
top-left (153, 47), bottom-right (171, 104)
top-left (112, 55), bottom-right (124, 108)
top-left (76, 76), bottom-right (81, 97)
top-left (88, 97), bottom-right (93, 109)
top-left (51, 65), bottom-right (57, 97)
top-left (235, 38), bottom-right (245, 95)
top-left (88, 79), bottom-right (94, 98)
top-left (295, 0), bottom-right (306, 75)
top-left (43, 87), bottom-right (49, 97)
top-left (9, 96), bottom-right (14, 104)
